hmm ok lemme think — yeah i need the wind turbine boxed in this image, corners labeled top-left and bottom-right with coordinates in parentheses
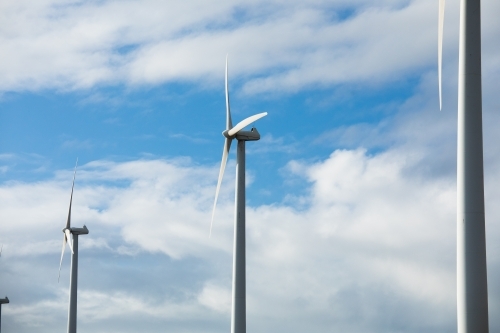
top-left (0, 297), bottom-right (9, 333)
top-left (58, 161), bottom-right (89, 333)
top-left (438, 0), bottom-right (489, 332)
top-left (211, 56), bottom-right (267, 333)
top-left (0, 248), bottom-right (7, 333)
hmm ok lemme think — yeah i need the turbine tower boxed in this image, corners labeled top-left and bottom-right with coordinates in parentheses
top-left (0, 297), bottom-right (9, 333)
top-left (211, 56), bottom-right (267, 333)
top-left (438, 0), bottom-right (489, 332)
top-left (58, 161), bottom-right (89, 333)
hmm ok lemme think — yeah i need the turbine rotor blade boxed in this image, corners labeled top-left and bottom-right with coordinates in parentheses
top-left (58, 234), bottom-right (67, 282)
top-left (59, 159), bottom-right (78, 281)
top-left (438, 0), bottom-right (445, 110)
top-left (65, 229), bottom-right (74, 254)
top-left (66, 159), bottom-right (78, 229)
top-left (210, 137), bottom-right (232, 237)
top-left (227, 112), bottom-right (268, 137)
top-left (225, 55), bottom-right (233, 130)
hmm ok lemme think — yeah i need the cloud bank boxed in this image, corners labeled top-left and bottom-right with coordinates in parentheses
top-left (2, 141), bottom-right (499, 332)
top-left (2, 0), bottom-right (499, 93)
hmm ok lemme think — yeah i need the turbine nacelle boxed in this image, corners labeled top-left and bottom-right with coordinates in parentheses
top-left (235, 127), bottom-right (261, 141)
top-left (0, 297), bottom-right (9, 305)
top-left (223, 127), bottom-right (261, 141)
top-left (69, 226), bottom-right (89, 236)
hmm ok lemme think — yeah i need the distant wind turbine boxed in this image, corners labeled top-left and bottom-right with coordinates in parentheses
top-left (211, 56), bottom-right (267, 333)
top-left (438, 0), bottom-right (489, 332)
top-left (0, 297), bottom-right (9, 333)
top-left (0, 248), bottom-right (7, 333)
top-left (58, 160), bottom-right (89, 333)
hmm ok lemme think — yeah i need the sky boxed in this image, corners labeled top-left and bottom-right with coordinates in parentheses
top-left (1, 0), bottom-right (500, 332)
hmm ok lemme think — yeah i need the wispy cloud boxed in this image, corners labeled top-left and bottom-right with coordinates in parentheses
top-left (247, 134), bottom-right (297, 154)
top-left (169, 133), bottom-right (210, 144)
top-left (61, 139), bottom-right (93, 150)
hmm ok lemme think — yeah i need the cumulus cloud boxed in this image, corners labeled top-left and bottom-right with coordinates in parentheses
top-left (2, 140), bottom-right (499, 332)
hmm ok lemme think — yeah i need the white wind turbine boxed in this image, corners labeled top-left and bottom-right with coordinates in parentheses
top-left (0, 245), bottom-right (7, 333)
top-left (0, 297), bottom-right (8, 333)
top-left (58, 161), bottom-right (89, 333)
top-left (211, 56), bottom-right (267, 333)
top-left (0, 248), bottom-right (7, 333)
top-left (438, 0), bottom-right (489, 332)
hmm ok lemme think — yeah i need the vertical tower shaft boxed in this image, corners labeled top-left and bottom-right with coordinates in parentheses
top-left (231, 140), bottom-right (246, 333)
top-left (68, 235), bottom-right (79, 333)
top-left (457, 0), bottom-right (489, 332)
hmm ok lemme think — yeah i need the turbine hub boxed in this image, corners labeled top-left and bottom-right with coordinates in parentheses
top-left (222, 129), bottom-right (232, 138)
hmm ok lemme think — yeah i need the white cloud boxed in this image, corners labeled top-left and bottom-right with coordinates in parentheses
top-left (2, 0), bottom-right (498, 94)
top-left (197, 282), bottom-right (231, 313)
top-left (3, 137), bottom-right (498, 332)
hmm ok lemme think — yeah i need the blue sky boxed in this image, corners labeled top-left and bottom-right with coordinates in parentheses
top-left (1, 0), bottom-right (500, 332)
